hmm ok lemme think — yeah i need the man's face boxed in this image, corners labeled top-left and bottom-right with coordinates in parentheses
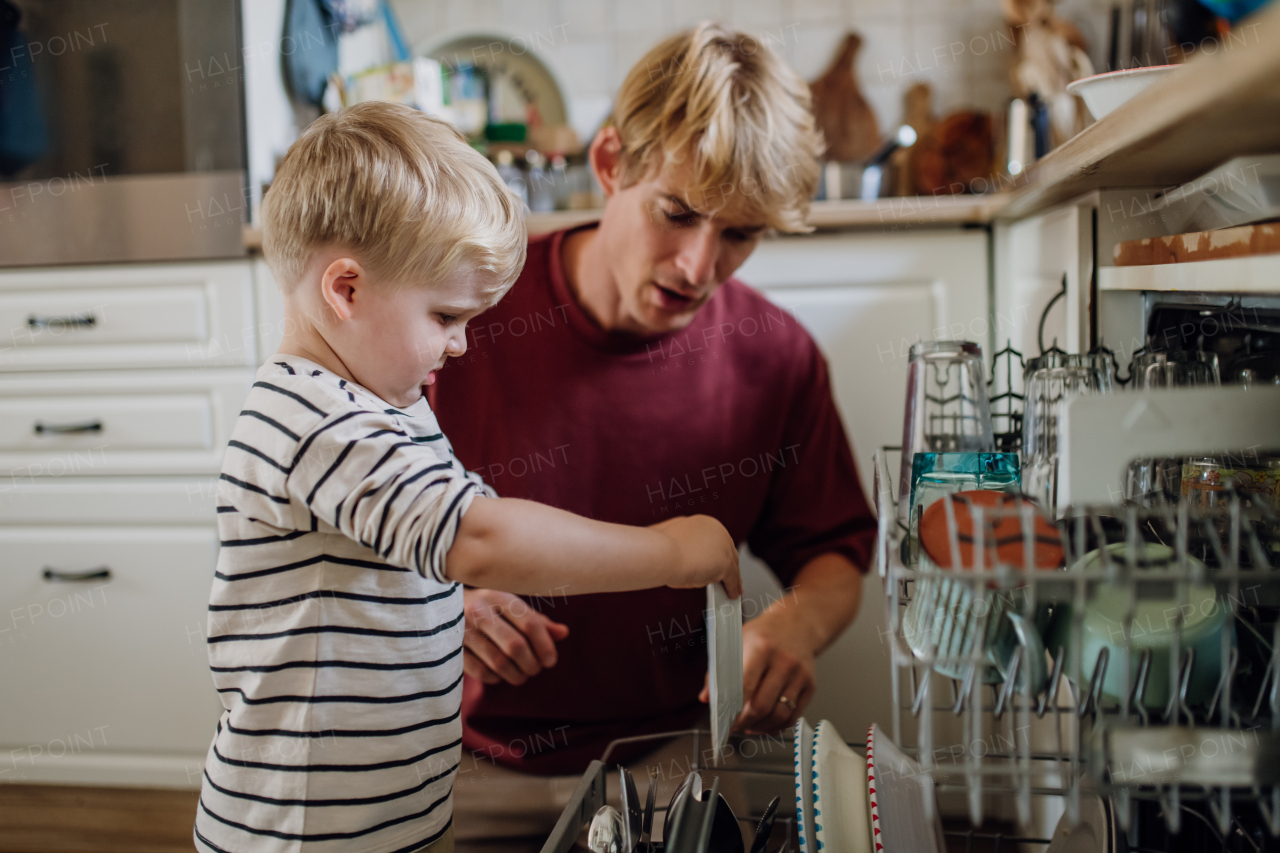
top-left (596, 163), bottom-right (767, 336)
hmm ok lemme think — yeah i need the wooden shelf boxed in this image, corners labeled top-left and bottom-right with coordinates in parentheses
top-left (805, 195), bottom-right (1007, 229)
top-left (1099, 252), bottom-right (1280, 292)
top-left (242, 195), bottom-right (1006, 251)
top-left (521, 196), bottom-right (1009, 234)
top-left (999, 2), bottom-right (1280, 220)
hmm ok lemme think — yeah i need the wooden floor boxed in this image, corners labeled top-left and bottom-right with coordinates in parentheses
top-left (0, 785), bottom-right (198, 853)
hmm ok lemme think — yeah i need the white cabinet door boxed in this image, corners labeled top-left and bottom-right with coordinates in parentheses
top-left (0, 526), bottom-right (223, 782)
top-left (993, 200), bottom-right (1094, 362)
top-left (735, 228), bottom-right (989, 750)
top-left (253, 258), bottom-right (286, 364)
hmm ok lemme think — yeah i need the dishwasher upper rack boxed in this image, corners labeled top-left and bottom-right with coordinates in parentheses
top-left (870, 447), bottom-right (1280, 840)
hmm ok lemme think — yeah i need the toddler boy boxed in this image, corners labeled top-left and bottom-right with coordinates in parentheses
top-left (194, 101), bottom-right (739, 853)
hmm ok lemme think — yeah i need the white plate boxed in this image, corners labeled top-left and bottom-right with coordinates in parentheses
top-left (866, 724), bottom-right (946, 853)
top-left (794, 717), bottom-right (816, 853)
top-left (813, 720), bottom-right (872, 853)
top-left (706, 583), bottom-right (743, 763)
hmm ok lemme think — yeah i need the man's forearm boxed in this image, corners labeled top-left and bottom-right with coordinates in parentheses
top-left (761, 552), bottom-right (864, 654)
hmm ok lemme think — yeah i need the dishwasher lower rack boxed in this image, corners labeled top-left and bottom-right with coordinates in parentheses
top-left (538, 729), bottom-right (797, 853)
top-left (870, 448), bottom-right (1280, 845)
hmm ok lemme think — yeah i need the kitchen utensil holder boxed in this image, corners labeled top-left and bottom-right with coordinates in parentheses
top-left (539, 729), bottom-right (796, 853)
top-left (873, 447), bottom-right (1280, 841)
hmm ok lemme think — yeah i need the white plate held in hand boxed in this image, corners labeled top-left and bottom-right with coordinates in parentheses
top-left (707, 583), bottom-right (743, 764)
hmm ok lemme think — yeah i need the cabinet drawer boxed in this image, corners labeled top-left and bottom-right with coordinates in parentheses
top-left (0, 394), bottom-right (212, 452)
top-left (0, 527), bottom-right (223, 755)
top-left (0, 369), bottom-right (253, 476)
top-left (0, 478), bottom-right (218, 525)
top-left (0, 261), bottom-right (257, 371)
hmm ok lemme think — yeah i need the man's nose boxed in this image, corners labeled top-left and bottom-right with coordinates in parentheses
top-left (675, 225), bottom-right (719, 289)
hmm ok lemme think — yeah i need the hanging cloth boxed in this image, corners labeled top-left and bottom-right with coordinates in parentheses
top-left (282, 0), bottom-right (339, 107)
top-left (0, 0), bottom-right (50, 175)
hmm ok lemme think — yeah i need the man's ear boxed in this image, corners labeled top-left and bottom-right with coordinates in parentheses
top-left (319, 258), bottom-right (364, 321)
top-left (589, 126), bottom-right (626, 198)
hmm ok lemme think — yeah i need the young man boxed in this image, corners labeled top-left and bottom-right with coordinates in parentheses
top-left (431, 23), bottom-right (878, 846)
top-left (196, 101), bottom-right (740, 853)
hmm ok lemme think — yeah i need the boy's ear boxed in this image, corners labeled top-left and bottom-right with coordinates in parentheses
top-left (589, 126), bottom-right (625, 198)
top-left (320, 258), bottom-right (364, 321)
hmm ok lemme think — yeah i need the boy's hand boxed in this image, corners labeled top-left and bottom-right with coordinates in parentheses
top-left (650, 515), bottom-right (742, 598)
top-left (462, 588), bottom-right (570, 686)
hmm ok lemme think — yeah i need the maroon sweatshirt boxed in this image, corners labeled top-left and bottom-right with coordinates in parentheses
top-left (431, 226), bottom-right (876, 775)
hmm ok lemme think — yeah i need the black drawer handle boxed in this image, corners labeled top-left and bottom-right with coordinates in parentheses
top-left (34, 420), bottom-right (103, 435)
top-left (42, 567), bottom-right (112, 582)
top-left (27, 313), bottom-right (97, 330)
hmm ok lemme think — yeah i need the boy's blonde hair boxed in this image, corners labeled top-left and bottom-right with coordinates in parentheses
top-left (262, 101), bottom-right (526, 295)
top-left (612, 23), bottom-right (823, 233)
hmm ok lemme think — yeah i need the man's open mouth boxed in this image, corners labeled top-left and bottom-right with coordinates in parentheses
top-left (653, 283), bottom-right (695, 311)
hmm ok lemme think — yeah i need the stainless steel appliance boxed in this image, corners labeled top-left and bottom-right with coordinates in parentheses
top-left (0, 0), bottom-right (245, 266)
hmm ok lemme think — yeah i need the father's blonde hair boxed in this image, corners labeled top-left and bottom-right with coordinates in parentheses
top-left (262, 101), bottom-right (526, 295)
top-left (612, 23), bottom-right (823, 233)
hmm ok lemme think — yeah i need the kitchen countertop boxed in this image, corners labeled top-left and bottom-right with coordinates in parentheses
top-left (240, 194), bottom-right (1006, 251)
top-left (241, 2), bottom-right (1280, 251)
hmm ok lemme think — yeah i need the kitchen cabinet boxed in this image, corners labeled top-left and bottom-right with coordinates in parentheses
top-left (0, 261), bottom-right (258, 788)
top-left (0, 526), bottom-right (224, 785)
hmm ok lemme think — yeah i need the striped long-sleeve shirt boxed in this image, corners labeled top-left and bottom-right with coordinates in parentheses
top-left (195, 355), bottom-right (491, 853)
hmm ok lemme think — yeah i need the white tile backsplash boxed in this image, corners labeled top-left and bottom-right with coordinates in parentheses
top-left (496, 0), bottom-right (559, 41)
top-left (728, 0), bottom-right (785, 31)
top-left (614, 0), bottom-right (671, 33)
top-left (786, 24), bottom-right (849, 80)
top-left (668, 0), bottom-right (730, 29)
top-left (393, 0), bottom-right (1114, 147)
top-left (556, 0), bottom-right (614, 37)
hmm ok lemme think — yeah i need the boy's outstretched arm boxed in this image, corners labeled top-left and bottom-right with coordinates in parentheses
top-left (445, 497), bottom-right (741, 598)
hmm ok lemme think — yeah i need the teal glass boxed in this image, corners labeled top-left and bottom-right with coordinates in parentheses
top-left (907, 452), bottom-right (1021, 566)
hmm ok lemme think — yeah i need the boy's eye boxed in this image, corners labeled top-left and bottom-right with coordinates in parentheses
top-left (663, 208), bottom-right (697, 226)
top-left (437, 313), bottom-right (458, 325)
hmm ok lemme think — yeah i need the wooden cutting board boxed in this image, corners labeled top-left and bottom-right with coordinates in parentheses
top-left (1114, 222), bottom-right (1280, 265)
top-left (810, 32), bottom-right (880, 163)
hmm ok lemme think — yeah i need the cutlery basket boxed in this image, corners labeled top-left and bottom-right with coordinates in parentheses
top-left (872, 446), bottom-right (1280, 848)
top-left (539, 729), bottom-right (798, 853)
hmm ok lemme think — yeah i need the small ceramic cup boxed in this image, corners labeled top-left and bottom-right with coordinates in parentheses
top-left (1047, 543), bottom-right (1231, 710)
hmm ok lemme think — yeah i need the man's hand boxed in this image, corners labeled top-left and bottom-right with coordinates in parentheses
top-left (699, 606), bottom-right (817, 734)
top-left (698, 553), bottom-right (864, 734)
top-left (462, 588), bottom-right (570, 686)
